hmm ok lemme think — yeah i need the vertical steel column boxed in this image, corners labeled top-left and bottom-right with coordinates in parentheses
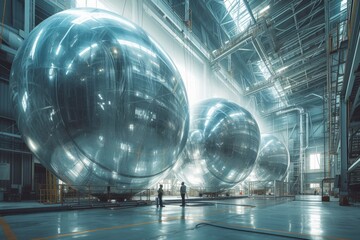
top-left (31, 156), bottom-right (34, 192)
top-left (227, 55), bottom-right (231, 73)
top-left (24, 0), bottom-right (34, 37)
top-left (243, 0), bottom-right (256, 24)
top-left (339, 97), bottom-right (349, 205)
top-left (324, 0), bottom-right (332, 175)
top-left (184, 0), bottom-right (190, 23)
top-left (276, 107), bottom-right (306, 194)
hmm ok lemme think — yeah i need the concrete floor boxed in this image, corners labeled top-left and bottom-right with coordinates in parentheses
top-left (1, 196), bottom-right (359, 240)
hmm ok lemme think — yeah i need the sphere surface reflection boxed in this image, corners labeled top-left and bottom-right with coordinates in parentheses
top-left (10, 8), bottom-right (189, 193)
top-left (247, 134), bottom-right (290, 182)
top-left (173, 98), bottom-right (260, 192)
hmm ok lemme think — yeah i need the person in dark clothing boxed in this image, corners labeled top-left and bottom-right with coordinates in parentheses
top-left (180, 182), bottom-right (187, 207)
top-left (157, 184), bottom-right (165, 207)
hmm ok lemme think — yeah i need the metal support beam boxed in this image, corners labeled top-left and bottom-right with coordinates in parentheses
top-left (184, 0), bottom-right (190, 23)
top-left (345, 27), bottom-right (360, 102)
top-left (348, 156), bottom-right (360, 173)
top-left (251, 37), bottom-right (275, 75)
top-left (0, 131), bottom-right (21, 138)
top-left (227, 55), bottom-right (231, 73)
top-left (272, 2), bottom-right (323, 28)
top-left (0, 44), bottom-right (17, 55)
top-left (344, 0), bottom-right (360, 100)
top-left (211, 34), bottom-right (252, 63)
top-left (243, 0), bottom-right (256, 24)
top-left (24, 0), bottom-right (35, 37)
top-left (0, 147), bottom-right (32, 155)
top-left (145, 0), bottom-right (244, 96)
top-left (339, 97), bottom-right (349, 205)
top-left (205, 0), bottom-right (231, 40)
top-left (244, 80), bottom-right (274, 96)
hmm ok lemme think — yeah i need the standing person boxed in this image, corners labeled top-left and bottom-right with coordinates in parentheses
top-left (180, 182), bottom-right (187, 207)
top-left (157, 184), bottom-right (165, 207)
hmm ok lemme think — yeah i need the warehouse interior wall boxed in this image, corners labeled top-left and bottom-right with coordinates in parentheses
top-left (1, 0), bottom-right (354, 199)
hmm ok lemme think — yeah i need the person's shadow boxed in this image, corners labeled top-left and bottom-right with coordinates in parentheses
top-left (181, 206), bottom-right (185, 221)
top-left (157, 207), bottom-right (163, 223)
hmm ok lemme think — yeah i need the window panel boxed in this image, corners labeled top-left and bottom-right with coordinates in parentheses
top-left (309, 153), bottom-right (320, 170)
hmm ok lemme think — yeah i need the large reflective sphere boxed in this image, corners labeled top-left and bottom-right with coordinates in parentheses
top-left (10, 8), bottom-right (189, 193)
top-left (173, 98), bottom-right (260, 192)
top-left (247, 134), bottom-right (290, 182)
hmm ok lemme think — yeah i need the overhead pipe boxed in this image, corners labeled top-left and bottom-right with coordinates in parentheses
top-left (0, 23), bottom-right (23, 50)
top-left (0, 147), bottom-right (32, 155)
top-left (276, 107), bottom-right (307, 194)
top-left (211, 35), bottom-right (252, 63)
top-left (0, 131), bottom-right (22, 138)
top-left (244, 80), bottom-right (274, 96)
top-left (0, 24), bottom-right (23, 62)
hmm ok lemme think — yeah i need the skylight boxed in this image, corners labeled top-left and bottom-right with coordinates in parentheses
top-left (257, 60), bottom-right (271, 80)
top-left (340, 0), bottom-right (347, 12)
top-left (76, 0), bottom-right (106, 9)
top-left (223, 0), bottom-right (252, 34)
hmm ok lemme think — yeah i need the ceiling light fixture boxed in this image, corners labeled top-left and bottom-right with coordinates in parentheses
top-left (277, 66), bottom-right (288, 73)
top-left (259, 5), bottom-right (270, 15)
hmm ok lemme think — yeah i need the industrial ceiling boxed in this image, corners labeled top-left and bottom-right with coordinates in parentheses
top-left (156, 0), bottom-right (360, 178)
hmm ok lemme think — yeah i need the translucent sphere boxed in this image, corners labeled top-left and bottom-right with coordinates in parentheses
top-left (247, 134), bottom-right (290, 182)
top-left (10, 8), bottom-right (189, 193)
top-left (173, 98), bottom-right (260, 192)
